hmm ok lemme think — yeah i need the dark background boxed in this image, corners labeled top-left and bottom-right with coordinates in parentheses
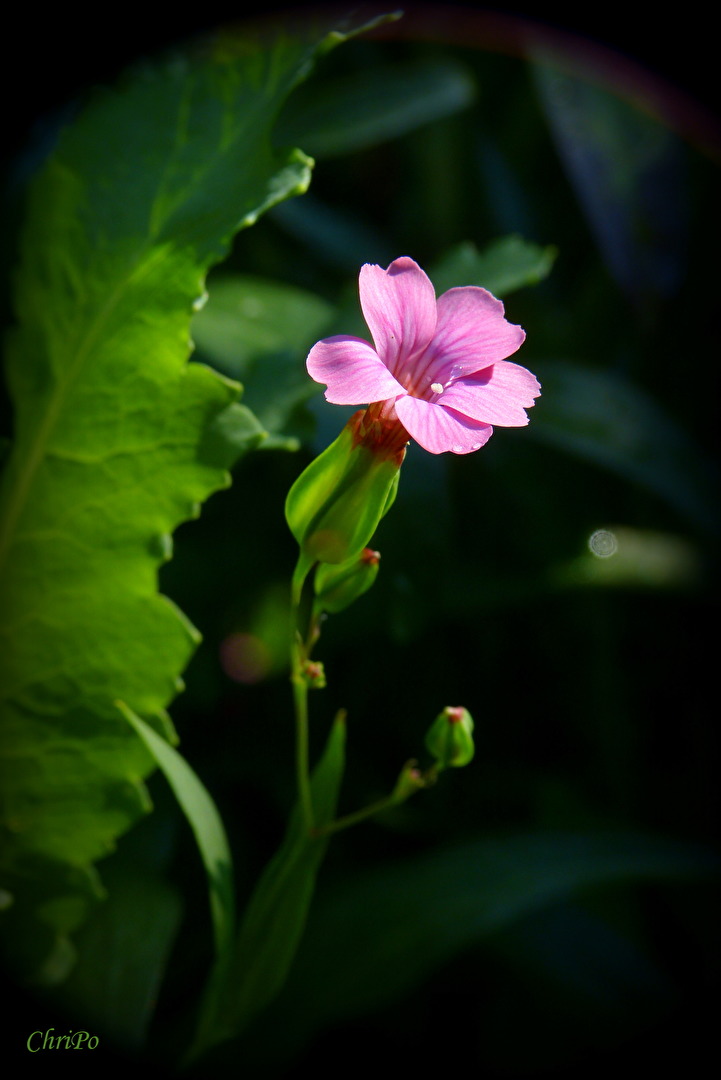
top-left (2, 3), bottom-right (718, 1077)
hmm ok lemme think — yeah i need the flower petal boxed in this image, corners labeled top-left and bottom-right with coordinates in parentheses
top-left (424, 287), bottom-right (526, 384)
top-left (436, 361), bottom-right (541, 427)
top-left (307, 336), bottom-right (407, 405)
top-left (395, 394), bottom-right (493, 455)
top-left (359, 258), bottom-right (437, 381)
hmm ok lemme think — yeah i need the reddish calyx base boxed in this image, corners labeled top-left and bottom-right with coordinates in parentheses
top-left (445, 706), bottom-right (466, 723)
top-left (350, 403), bottom-right (409, 465)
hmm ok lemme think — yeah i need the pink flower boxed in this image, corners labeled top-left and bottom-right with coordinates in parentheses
top-left (307, 256), bottom-right (540, 455)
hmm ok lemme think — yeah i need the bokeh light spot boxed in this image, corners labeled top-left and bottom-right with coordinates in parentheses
top-left (588, 528), bottom-right (618, 558)
top-left (219, 632), bottom-right (271, 684)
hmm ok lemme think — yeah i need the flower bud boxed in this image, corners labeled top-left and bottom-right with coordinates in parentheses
top-left (285, 410), bottom-right (405, 565)
top-left (424, 706), bottom-right (475, 768)
top-left (313, 548), bottom-right (380, 614)
top-left (301, 659), bottom-right (326, 689)
top-left (391, 759), bottom-right (427, 802)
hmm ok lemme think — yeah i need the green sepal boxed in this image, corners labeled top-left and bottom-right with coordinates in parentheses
top-left (313, 548), bottom-right (380, 614)
top-left (285, 412), bottom-right (402, 564)
top-left (382, 467), bottom-right (401, 519)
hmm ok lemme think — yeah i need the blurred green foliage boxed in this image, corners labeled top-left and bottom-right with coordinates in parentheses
top-left (2, 7), bottom-right (718, 1077)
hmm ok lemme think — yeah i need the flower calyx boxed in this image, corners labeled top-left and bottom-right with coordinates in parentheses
top-left (285, 411), bottom-right (403, 566)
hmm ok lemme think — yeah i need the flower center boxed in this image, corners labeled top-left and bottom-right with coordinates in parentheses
top-left (393, 345), bottom-right (446, 401)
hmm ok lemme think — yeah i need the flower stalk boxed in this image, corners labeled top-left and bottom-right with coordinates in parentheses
top-left (286, 253), bottom-right (536, 840)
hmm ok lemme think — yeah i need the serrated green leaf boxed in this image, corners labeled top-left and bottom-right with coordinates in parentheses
top-left (431, 235), bottom-right (557, 297)
top-left (0, 12), bottom-right (390, 978)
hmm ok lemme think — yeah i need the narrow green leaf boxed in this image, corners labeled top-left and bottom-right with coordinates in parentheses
top-left (196, 713), bottom-right (346, 1055)
top-left (270, 193), bottom-right (395, 272)
top-left (529, 360), bottom-right (720, 533)
top-left (275, 56), bottom-right (476, 157)
top-left (532, 60), bottom-right (686, 298)
top-left (119, 703), bottom-right (234, 961)
top-left (259, 830), bottom-right (720, 1059)
top-left (431, 236), bottom-right (557, 297)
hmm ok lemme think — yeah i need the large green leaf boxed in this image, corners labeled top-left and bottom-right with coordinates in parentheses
top-left (0, 12), bottom-right (390, 980)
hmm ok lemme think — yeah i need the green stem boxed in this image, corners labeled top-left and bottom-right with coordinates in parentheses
top-left (313, 762), bottom-right (440, 837)
top-left (290, 552), bottom-right (316, 834)
top-left (292, 667), bottom-right (314, 833)
top-left (291, 550), bottom-right (314, 608)
top-left (312, 793), bottom-right (400, 836)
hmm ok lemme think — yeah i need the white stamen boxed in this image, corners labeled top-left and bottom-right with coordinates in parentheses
top-left (431, 382), bottom-right (444, 395)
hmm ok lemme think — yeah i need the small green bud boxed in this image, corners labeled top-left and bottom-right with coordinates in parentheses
top-left (285, 410), bottom-right (405, 565)
top-left (313, 548), bottom-right (380, 614)
top-left (301, 660), bottom-right (326, 690)
top-left (391, 759), bottom-right (426, 802)
top-left (424, 706), bottom-right (475, 768)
